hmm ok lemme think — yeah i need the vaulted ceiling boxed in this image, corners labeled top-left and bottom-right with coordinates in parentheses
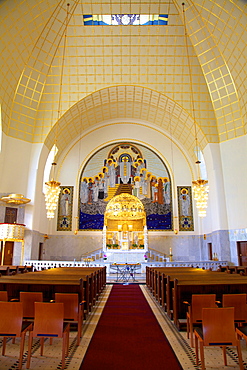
top-left (0, 0), bottom-right (246, 160)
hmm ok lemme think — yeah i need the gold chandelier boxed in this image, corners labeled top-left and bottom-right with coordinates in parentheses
top-left (44, 163), bottom-right (61, 219)
top-left (192, 179), bottom-right (209, 218)
top-left (182, 3), bottom-right (209, 218)
top-left (44, 4), bottom-right (70, 219)
top-left (0, 193), bottom-right (31, 205)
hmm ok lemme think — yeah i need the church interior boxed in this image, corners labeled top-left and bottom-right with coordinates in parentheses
top-left (0, 0), bottom-right (247, 369)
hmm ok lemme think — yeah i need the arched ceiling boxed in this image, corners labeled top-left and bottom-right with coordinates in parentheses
top-left (0, 0), bottom-right (246, 155)
top-left (45, 86), bottom-right (207, 162)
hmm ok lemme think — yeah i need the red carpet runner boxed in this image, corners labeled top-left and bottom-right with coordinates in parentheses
top-left (80, 284), bottom-right (182, 370)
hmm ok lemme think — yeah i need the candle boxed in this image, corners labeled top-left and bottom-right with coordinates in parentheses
top-left (169, 248), bottom-right (172, 254)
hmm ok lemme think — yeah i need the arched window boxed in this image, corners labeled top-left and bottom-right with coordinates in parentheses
top-left (195, 147), bottom-right (207, 180)
top-left (43, 144), bottom-right (58, 193)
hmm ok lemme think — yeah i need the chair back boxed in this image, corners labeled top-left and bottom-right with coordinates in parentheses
top-left (222, 294), bottom-right (247, 322)
top-left (191, 294), bottom-right (216, 322)
top-left (0, 291), bottom-right (8, 301)
top-left (33, 302), bottom-right (64, 338)
top-left (55, 293), bottom-right (79, 321)
top-left (20, 292), bottom-right (43, 318)
top-left (202, 307), bottom-right (237, 346)
top-left (0, 302), bottom-right (23, 336)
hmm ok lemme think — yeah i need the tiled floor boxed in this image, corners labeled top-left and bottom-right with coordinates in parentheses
top-left (1, 279), bottom-right (247, 369)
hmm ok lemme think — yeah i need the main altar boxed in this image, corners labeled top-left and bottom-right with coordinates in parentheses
top-left (102, 193), bottom-right (148, 263)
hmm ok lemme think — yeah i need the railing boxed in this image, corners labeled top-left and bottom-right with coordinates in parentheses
top-left (24, 259), bottom-right (228, 272)
top-left (24, 260), bottom-right (103, 271)
top-left (155, 260), bottom-right (228, 270)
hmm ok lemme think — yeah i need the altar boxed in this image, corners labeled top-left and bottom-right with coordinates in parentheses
top-left (105, 250), bottom-right (146, 264)
top-left (103, 193), bottom-right (148, 252)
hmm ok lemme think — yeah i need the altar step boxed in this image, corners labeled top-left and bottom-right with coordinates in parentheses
top-left (104, 185), bottom-right (120, 201)
top-left (105, 183), bottom-right (133, 201)
top-left (115, 183), bottom-right (132, 195)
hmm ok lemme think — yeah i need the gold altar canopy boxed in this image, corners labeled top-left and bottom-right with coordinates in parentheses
top-left (104, 193), bottom-right (146, 250)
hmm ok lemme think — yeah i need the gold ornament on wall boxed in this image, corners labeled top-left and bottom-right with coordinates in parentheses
top-left (0, 194), bottom-right (31, 205)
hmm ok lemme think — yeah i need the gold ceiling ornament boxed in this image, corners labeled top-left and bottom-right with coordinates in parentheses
top-left (44, 3), bottom-right (71, 219)
top-left (0, 194), bottom-right (31, 205)
top-left (105, 193), bottom-right (145, 221)
top-left (182, 2), bottom-right (209, 218)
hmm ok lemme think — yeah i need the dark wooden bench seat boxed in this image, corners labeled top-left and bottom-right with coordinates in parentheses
top-left (146, 266), bottom-right (247, 331)
top-left (0, 266), bottom-right (106, 317)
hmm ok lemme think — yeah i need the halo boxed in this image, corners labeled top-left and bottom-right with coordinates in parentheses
top-left (134, 176), bottom-right (140, 182)
top-left (181, 188), bottom-right (188, 195)
top-left (62, 188), bottom-right (70, 194)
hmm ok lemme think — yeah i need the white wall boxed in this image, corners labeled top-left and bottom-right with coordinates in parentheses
top-left (220, 135), bottom-right (247, 230)
top-left (203, 143), bottom-right (228, 233)
top-left (0, 133), bottom-right (32, 194)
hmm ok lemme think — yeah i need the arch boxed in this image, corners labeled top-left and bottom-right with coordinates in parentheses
top-left (45, 86), bottom-right (208, 163)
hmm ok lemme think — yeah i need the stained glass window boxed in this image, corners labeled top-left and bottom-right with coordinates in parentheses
top-left (83, 14), bottom-right (168, 26)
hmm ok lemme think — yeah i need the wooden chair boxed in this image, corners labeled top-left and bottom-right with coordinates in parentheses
top-left (0, 301), bottom-right (32, 370)
top-left (236, 326), bottom-right (247, 350)
top-left (0, 291), bottom-right (8, 301)
top-left (54, 292), bottom-right (85, 345)
top-left (184, 294), bottom-right (217, 347)
top-left (222, 293), bottom-right (247, 325)
top-left (20, 291), bottom-right (43, 319)
top-left (26, 302), bottom-right (70, 370)
top-left (194, 307), bottom-right (243, 370)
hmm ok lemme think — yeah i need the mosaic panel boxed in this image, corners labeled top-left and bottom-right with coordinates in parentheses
top-left (79, 142), bottom-right (172, 231)
top-left (57, 186), bottom-right (74, 231)
top-left (177, 186), bottom-right (194, 231)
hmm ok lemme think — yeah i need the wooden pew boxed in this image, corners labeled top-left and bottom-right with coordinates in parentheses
top-left (146, 266), bottom-right (247, 330)
top-left (0, 266), bottom-right (10, 275)
top-left (165, 270), bottom-right (241, 318)
top-left (0, 266), bottom-right (106, 317)
top-left (0, 265), bottom-right (33, 276)
top-left (172, 274), bottom-right (247, 329)
top-left (39, 266), bottom-right (106, 309)
top-left (146, 267), bottom-right (202, 307)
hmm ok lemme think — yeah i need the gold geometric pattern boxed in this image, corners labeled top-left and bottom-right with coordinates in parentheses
top-left (0, 0), bottom-right (246, 155)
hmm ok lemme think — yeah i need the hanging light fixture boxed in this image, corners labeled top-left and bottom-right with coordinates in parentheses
top-left (182, 2), bottom-right (209, 218)
top-left (44, 163), bottom-right (61, 219)
top-left (44, 3), bottom-right (70, 219)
